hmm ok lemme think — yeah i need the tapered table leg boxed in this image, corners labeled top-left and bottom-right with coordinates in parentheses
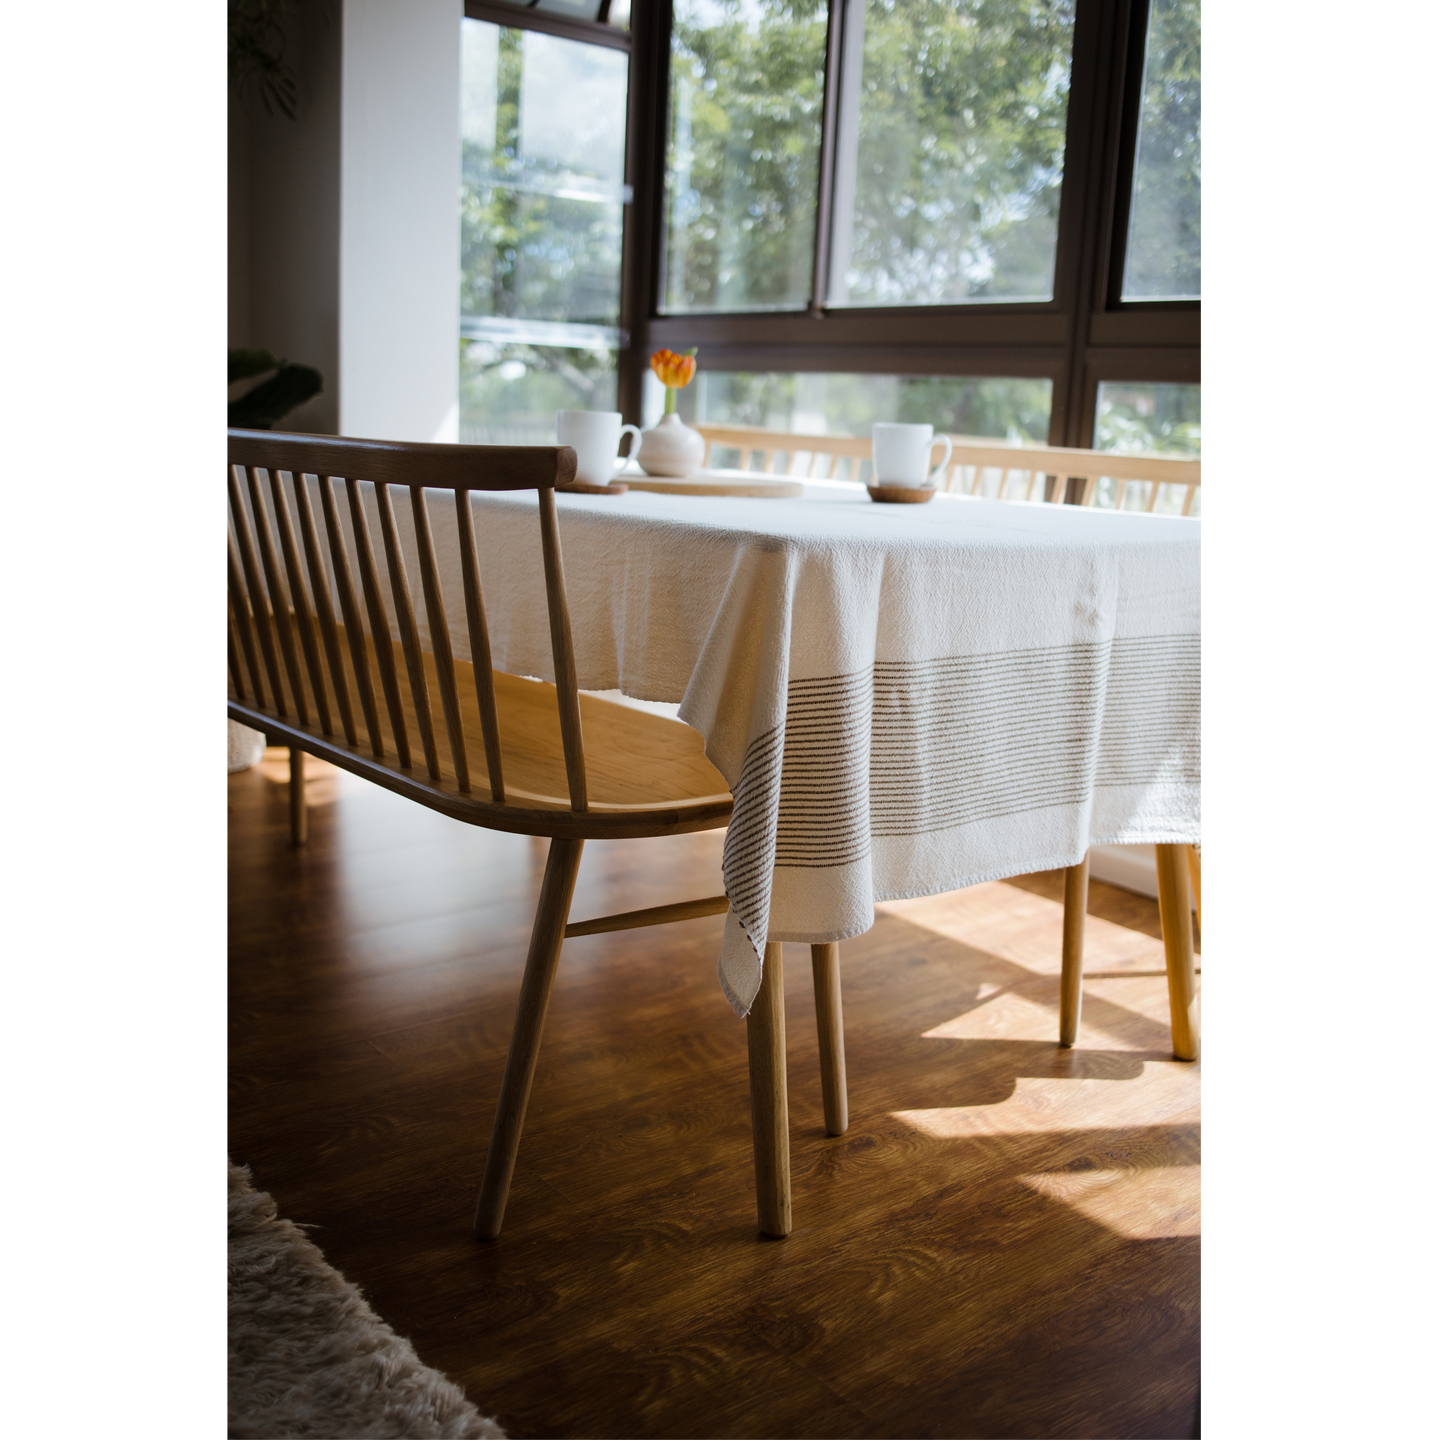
top-left (1186, 844), bottom-right (1202, 935)
top-left (747, 942), bottom-right (791, 1237)
top-left (474, 836), bottom-right (585, 1240)
top-left (1156, 843), bottom-right (1200, 1061)
top-left (1059, 857), bottom-right (1089, 1046)
top-left (288, 747), bottom-right (308, 845)
top-left (810, 943), bottom-right (848, 1135)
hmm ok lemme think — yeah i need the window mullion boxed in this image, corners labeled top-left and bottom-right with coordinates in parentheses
top-left (819, 0), bottom-right (866, 315)
top-left (809, 0), bottom-right (849, 318)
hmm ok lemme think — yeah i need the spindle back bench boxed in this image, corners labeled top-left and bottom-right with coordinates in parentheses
top-left (227, 429), bottom-right (839, 1239)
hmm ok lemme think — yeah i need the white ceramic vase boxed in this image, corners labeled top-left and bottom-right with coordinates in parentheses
top-left (637, 412), bottom-right (705, 478)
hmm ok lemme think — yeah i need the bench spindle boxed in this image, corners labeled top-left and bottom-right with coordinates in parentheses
top-left (455, 492), bottom-right (507, 802)
top-left (227, 603), bottom-right (249, 701)
top-left (245, 467), bottom-right (311, 726)
top-left (345, 478), bottom-right (413, 769)
top-left (537, 488), bottom-right (588, 812)
top-left (374, 482), bottom-right (440, 780)
top-left (319, 477), bottom-right (383, 756)
top-left (228, 533), bottom-right (267, 708)
top-left (293, 474), bottom-right (358, 747)
top-left (229, 467), bottom-right (289, 716)
top-left (268, 470), bottom-right (333, 736)
top-left (410, 487), bottom-right (471, 792)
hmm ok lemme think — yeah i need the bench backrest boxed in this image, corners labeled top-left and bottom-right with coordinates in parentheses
top-left (226, 429), bottom-right (589, 809)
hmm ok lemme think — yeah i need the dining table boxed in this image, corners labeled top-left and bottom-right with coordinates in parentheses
top-left (365, 474), bottom-right (1201, 1018)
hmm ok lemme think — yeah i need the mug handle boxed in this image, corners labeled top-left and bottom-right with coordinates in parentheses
top-left (927, 433), bottom-right (954, 489)
top-left (615, 424), bottom-right (642, 474)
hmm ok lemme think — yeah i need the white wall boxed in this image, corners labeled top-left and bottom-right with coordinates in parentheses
top-left (1089, 844), bottom-right (1161, 899)
top-left (340, 0), bottom-right (460, 443)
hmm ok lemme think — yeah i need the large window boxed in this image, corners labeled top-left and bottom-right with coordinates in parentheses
top-left (1120, 0), bottom-right (1200, 300)
top-left (459, 13), bottom-right (630, 441)
top-left (459, 1), bottom-right (1199, 456)
top-left (831, 0), bottom-right (1076, 307)
top-left (663, 2), bottom-right (829, 312)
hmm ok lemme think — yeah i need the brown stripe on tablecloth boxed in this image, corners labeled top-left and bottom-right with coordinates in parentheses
top-left (757, 636), bottom-right (1198, 870)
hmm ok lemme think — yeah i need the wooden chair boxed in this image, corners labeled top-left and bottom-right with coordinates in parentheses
top-left (695, 424), bottom-right (1201, 517)
top-left (696, 423), bottom-right (873, 481)
top-left (936, 439), bottom-right (1201, 516)
top-left (226, 428), bottom-right (845, 1239)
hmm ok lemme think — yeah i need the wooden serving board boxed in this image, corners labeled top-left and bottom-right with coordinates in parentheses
top-left (620, 466), bottom-right (804, 498)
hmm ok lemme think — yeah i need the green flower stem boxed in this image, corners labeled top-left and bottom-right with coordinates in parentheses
top-left (664, 387), bottom-right (677, 415)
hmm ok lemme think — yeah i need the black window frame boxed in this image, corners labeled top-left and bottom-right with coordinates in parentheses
top-left (463, 0), bottom-right (1198, 450)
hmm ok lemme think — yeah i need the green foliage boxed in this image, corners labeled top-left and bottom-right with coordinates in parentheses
top-left (1094, 382), bottom-right (1200, 457)
top-left (664, 1), bottom-right (829, 310)
top-left (460, 28), bottom-right (625, 325)
top-left (229, 1), bottom-right (322, 121)
top-left (847, 0), bottom-right (1075, 303)
top-left (459, 340), bottom-right (617, 444)
top-left (663, 0), bottom-right (1074, 310)
top-left (229, 350), bottom-right (323, 430)
top-left (1121, 0), bottom-right (1200, 297)
top-left (459, 22), bottom-right (629, 433)
top-left (683, 369), bottom-right (1051, 442)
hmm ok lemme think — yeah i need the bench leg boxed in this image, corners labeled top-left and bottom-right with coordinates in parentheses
top-left (288, 747), bottom-right (308, 846)
top-left (1156, 844), bottom-right (1200, 1061)
top-left (810, 942), bottom-right (848, 1135)
top-left (473, 836), bottom-right (584, 1240)
top-left (1060, 857), bottom-right (1089, 1046)
top-left (747, 942), bottom-right (791, 1237)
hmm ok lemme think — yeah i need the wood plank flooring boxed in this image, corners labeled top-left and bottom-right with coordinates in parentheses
top-left (230, 750), bottom-right (1200, 1439)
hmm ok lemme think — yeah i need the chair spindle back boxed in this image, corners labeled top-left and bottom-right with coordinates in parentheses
top-left (227, 430), bottom-right (582, 809)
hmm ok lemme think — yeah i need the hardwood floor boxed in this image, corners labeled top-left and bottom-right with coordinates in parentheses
top-left (230, 750), bottom-right (1200, 1439)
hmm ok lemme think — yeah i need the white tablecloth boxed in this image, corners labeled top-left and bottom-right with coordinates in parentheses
top-left (331, 480), bottom-right (1200, 1015)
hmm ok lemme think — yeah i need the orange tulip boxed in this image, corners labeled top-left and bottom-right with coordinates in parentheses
top-left (649, 349), bottom-right (697, 390)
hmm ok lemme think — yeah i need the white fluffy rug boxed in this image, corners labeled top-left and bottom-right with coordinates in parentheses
top-left (228, 1163), bottom-right (504, 1440)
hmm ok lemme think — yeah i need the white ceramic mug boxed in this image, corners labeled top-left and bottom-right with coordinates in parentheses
top-left (557, 410), bottom-right (642, 486)
top-left (872, 423), bottom-right (954, 488)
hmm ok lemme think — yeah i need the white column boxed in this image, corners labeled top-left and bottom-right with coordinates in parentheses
top-left (340, 0), bottom-right (460, 443)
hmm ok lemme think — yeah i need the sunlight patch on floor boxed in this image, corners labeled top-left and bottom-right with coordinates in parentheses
top-left (876, 879), bottom-right (1166, 974)
top-left (891, 1061), bottom-right (1199, 1139)
top-left (1019, 1163), bottom-right (1200, 1238)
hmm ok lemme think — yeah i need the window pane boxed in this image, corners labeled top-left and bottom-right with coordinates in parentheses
top-left (831, 0), bottom-right (1075, 308)
top-left (460, 19), bottom-right (629, 441)
top-left (460, 341), bottom-right (619, 445)
top-left (662, 1), bottom-right (830, 313)
top-left (1120, 0), bottom-right (1200, 300)
top-left (1092, 381), bottom-right (1200, 514)
top-left (672, 370), bottom-right (1051, 441)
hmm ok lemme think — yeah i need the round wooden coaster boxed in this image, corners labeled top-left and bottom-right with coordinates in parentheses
top-left (556, 480), bottom-right (628, 495)
top-left (867, 484), bottom-right (936, 504)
